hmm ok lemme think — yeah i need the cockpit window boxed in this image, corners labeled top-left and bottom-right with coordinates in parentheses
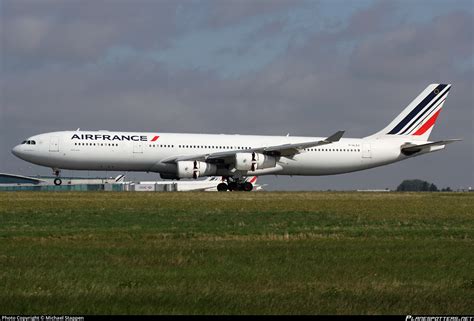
top-left (27, 141), bottom-right (31, 145)
top-left (21, 141), bottom-right (27, 144)
top-left (31, 140), bottom-right (36, 145)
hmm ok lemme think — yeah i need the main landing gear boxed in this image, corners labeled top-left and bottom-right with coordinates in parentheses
top-left (53, 169), bottom-right (62, 186)
top-left (217, 177), bottom-right (253, 192)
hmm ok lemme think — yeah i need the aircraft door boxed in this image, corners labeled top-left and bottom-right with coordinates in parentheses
top-left (133, 141), bottom-right (143, 154)
top-left (49, 137), bottom-right (59, 152)
top-left (362, 143), bottom-right (372, 158)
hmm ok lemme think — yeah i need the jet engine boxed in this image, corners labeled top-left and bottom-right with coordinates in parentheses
top-left (234, 152), bottom-right (276, 171)
top-left (177, 160), bottom-right (217, 179)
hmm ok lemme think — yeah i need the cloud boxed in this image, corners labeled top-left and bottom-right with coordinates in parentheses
top-left (2, 0), bottom-right (183, 67)
top-left (349, 11), bottom-right (474, 81)
top-left (203, 0), bottom-right (297, 28)
top-left (1, 0), bottom-right (473, 189)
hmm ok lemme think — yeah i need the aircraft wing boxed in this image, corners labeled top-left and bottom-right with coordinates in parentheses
top-left (163, 131), bottom-right (344, 164)
top-left (258, 130), bottom-right (345, 157)
top-left (401, 139), bottom-right (462, 155)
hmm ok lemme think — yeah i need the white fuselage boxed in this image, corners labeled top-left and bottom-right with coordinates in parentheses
top-left (11, 130), bottom-right (417, 177)
top-left (11, 84), bottom-right (455, 183)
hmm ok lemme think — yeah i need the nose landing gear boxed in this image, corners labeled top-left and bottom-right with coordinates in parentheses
top-left (53, 169), bottom-right (62, 186)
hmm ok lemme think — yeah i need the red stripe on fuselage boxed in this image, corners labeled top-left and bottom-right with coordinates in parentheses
top-left (151, 135), bottom-right (160, 142)
top-left (413, 109), bottom-right (442, 136)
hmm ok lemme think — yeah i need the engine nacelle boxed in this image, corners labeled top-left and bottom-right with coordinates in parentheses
top-left (234, 152), bottom-right (276, 171)
top-left (177, 161), bottom-right (217, 179)
top-left (234, 153), bottom-right (253, 171)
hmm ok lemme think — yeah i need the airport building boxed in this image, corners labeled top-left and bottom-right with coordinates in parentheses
top-left (0, 173), bottom-right (181, 192)
top-left (0, 173), bottom-right (123, 191)
top-left (0, 173), bottom-right (231, 192)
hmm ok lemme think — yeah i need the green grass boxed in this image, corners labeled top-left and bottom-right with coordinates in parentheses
top-left (0, 192), bottom-right (473, 314)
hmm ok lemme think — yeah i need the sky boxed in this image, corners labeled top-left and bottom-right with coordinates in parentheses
top-left (1, 0), bottom-right (473, 190)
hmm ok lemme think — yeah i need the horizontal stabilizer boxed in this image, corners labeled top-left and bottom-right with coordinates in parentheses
top-left (401, 139), bottom-right (461, 155)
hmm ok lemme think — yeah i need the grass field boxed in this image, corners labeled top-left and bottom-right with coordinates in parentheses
top-left (0, 192), bottom-right (473, 314)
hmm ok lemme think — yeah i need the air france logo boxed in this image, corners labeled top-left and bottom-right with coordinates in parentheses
top-left (71, 134), bottom-right (160, 142)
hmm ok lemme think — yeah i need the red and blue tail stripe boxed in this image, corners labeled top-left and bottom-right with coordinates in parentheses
top-left (387, 84), bottom-right (450, 135)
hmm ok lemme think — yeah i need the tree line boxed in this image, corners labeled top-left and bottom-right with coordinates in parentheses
top-left (396, 179), bottom-right (452, 192)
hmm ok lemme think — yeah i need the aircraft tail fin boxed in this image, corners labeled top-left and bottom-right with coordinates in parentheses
top-left (115, 174), bottom-right (125, 182)
top-left (246, 176), bottom-right (257, 184)
top-left (367, 84), bottom-right (451, 141)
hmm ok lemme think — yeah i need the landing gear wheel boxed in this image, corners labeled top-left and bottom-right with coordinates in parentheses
top-left (52, 168), bottom-right (62, 186)
top-left (228, 182), bottom-right (239, 191)
top-left (217, 183), bottom-right (228, 192)
top-left (243, 182), bottom-right (253, 192)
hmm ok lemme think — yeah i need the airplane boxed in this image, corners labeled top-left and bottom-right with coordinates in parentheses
top-left (11, 83), bottom-right (460, 191)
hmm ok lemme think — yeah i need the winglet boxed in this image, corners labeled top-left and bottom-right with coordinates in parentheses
top-left (324, 130), bottom-right (345, 143)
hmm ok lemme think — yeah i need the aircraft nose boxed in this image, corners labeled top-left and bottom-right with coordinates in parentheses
top-left (11, 145), bottom-right (22, 158)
